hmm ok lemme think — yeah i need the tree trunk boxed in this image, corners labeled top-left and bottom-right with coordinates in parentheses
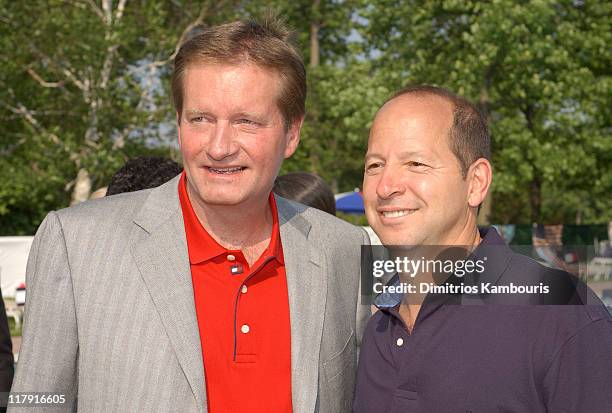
top-left (477, 83), bottom-right (492, 226)
top-left (530, 176), bottom-right (542, 224)
top-left (523, 104), bottom-right (542, 224)
top-left (331, 177), bottom-right (338, 194)
top-left (308, 0), bottom-right (321, 171)
top-left (310, 0), bottom-right (320, 68)
top-left (575, 208), bottom-right (582, 225)
top-left (71, 168), bottom-right (92, 205)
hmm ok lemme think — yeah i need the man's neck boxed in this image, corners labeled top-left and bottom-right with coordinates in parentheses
top-left (445, 218), bottom-right (483, 250)
top-left (187, 186), bottom-right (274, 266)
top-left (398, 225), bottom-right (483, 331)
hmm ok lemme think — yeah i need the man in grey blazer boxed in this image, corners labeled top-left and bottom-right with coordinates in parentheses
top-left (10, 20), bottom-right (368, 413)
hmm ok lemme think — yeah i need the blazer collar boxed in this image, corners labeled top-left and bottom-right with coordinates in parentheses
top-left (130, 175), bottom-right (207, 412)
top-left (132, 174), bottom-right (182, 234)
top-left (275, 195), bottom-right (327, 413)
top-left (131, 185), bottom-right (327, 413)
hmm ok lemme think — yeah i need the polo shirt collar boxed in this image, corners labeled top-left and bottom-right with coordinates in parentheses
top-left (178, 172), bottom-right (284, 265)
top-left (462, 226), bottom-right (512, 289)
top-left (267, 193), bottom-right (284, 265)
top-left (374, 227), bottom-right (511, 309)
top-left (375, 273), bottom-right (404, 309)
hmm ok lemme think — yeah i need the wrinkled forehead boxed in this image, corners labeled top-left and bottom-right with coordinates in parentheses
top-left (183, 59), bottom-right (282, 85)
top-left (182, 60), bottom-right (290, 124)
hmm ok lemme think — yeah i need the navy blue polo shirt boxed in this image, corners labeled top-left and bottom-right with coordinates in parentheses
top-left (354, 228), bottom-right (612, 412)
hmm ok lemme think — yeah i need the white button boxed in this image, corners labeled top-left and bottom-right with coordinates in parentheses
top-left (227, 254), bottom-right (236, 261)
top-left (241, 285), bottom-right (248, 294)
top-left (241, 324), bottom-right (250, 334)
top-left (396, 338), bottom-right (404, 347)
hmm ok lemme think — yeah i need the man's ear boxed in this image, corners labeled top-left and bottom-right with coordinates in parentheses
top-left (283, 116), bottom-right (304, 159)
top-left (467, 158), bottom-right (492, 208)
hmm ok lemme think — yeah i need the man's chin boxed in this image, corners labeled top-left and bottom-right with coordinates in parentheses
top-left (198, 194), bottom-right (246, 207)
top-left (186, 185), bottom-right (244, 206)
top-left (376, 230), bottom-right (424, 247)
top-left (370, 223), bottom-right (414, 246)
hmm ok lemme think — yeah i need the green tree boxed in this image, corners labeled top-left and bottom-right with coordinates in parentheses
top-left (357, 0), bottom-right (611, 224)
top-left (2, 0), bottom-right (608, 234)
top-left (0, 0), bottom-right (243, 234)
top-left (256, 0), bottom-right (387, 192)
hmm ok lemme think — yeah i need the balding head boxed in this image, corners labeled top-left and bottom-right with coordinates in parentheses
top-left (383, 85), bottom-right (490, 178)
top-left (363, 85), bottom-right (493, 247)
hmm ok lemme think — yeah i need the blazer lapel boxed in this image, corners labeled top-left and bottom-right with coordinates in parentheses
top-left (276, 196), bottom-right (327, 413)
top-left (130, 176), bottom-right (207, 413)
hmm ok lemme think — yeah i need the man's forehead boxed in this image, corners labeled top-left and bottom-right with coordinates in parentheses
top-left (367, 93), bottom-right (455, 154)
top-left (376, 93), bottom-right (454, 125)
top-left (370, 94), bottom-right (452, 139)
top-left (184, 59), bottom-right (280, 81)
top-left (181, 62), bottom-right (283, 112)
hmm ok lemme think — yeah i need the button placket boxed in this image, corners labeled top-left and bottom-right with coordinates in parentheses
top-left (233, 255), bottom-right (274, 361)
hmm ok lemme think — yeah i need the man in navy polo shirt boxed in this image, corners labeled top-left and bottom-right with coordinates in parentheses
top-left (354, 85), bottom-right (612, 412)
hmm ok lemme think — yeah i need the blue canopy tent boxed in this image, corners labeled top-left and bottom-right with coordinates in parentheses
top-left (335, 190), bottom-right (365, 214)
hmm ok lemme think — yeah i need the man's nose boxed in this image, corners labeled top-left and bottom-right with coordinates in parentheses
top-left (376, 166), bottom-right (405, 199)
top-left (207, 122), bottom-right (237, 160)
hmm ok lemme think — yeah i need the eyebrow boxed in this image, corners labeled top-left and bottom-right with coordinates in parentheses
top-left (234, 112), bottom-right (266, 122)
top-left (184, 109), bottom-right (208, 117)
top-left (183, 110), bottom-right (268, 123)
top-left (365, 150), bottom-right (427, 161)
top-left (365, 153), bottom-right (383, 162)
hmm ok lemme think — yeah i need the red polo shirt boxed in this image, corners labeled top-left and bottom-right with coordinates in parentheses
top-left (178, 173), bottom-right (293, 413)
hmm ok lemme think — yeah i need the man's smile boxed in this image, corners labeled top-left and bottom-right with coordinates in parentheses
top-left (377, 207), bottom-right (418, 219)
top-left (380, 209), bottom-right (417, 218)
top-left (205, 166), bottom-right (247, 175)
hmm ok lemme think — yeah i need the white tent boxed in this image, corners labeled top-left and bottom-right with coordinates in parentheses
top-left (0, 236), bottom-right (33, 297)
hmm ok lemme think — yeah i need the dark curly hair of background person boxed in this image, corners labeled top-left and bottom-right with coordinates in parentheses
top-left (106, 156), bottom-right (183, 196)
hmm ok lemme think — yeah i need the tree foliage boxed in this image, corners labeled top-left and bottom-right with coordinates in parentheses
top-left (0, 0), bottom-right (609, 234)
top-left (357, 0), bottom-right (611, 224)
top-left (0, 0), bottom-right (243, 234)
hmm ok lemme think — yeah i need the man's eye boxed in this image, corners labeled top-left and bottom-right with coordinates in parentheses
top-left (408, 161), bottom-right (428, 168)
top-left (237, 119), bottom-right (258, 125)
top-left (366, 162), bottom-right (383, 171)
top-left (190, 117), bottom-right (204, 123)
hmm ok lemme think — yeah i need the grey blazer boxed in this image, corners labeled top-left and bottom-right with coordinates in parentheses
top-left (9, 175), bottom-right (369, 412)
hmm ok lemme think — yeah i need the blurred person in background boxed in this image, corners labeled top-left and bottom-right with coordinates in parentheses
top-left (106, 156), bottom-right (183, 196)
top-left (0, 290), bottom-right (13, 412)
top-left (88, 156), bottom-right (182, 200)
top-left (273, 172), bottom-right (336, 216)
